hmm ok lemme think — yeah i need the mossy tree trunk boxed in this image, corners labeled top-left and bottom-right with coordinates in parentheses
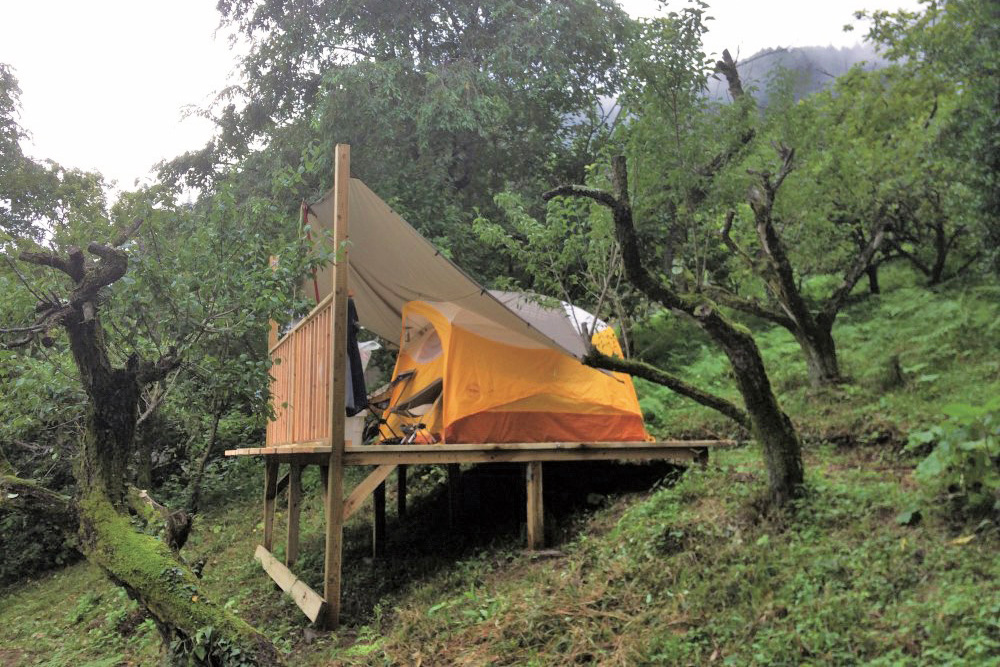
top-left (12, 229), bottom-right (282, 666)
top-left (546, 156), bottom-right (805, 505)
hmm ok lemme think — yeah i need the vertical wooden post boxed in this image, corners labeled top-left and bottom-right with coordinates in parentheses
top-left (372, 482), bottom-right (386, 558)
top-left (286, 463), bottom-right (302, 566)
top-left (526, 461), bottom-right (544, 550)
top-left (323, 144), bottom-right (350, 629)
top-left (397, 465), bottom-right (407, 518)
top-left (447, 463), bottom-right (462, 526)
top-left (263, 459), bottom-right (279, 551)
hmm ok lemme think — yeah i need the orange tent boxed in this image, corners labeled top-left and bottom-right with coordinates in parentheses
top-left (381, 294), bottom-right (649, 444)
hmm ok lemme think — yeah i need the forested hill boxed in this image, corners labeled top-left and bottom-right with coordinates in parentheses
top-left (706, 44), bottom-right (888, 103)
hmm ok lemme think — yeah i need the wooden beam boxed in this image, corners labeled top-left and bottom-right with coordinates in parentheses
top-left (373, 482), bottom-right (386, 558)
top-left (263, 459), bottom-right (279, 551)
top-left (526, 462), bottom-right (544, 550)
top-left (255, 545), bottom-right (328, 624)
top-left (227, 440), bottom-right (727, 466)
top-left (397, 464), bottom-right (407, 517)
top-left (342, 464), bottom-right (397, 522)
top-left (229, 447), bottom-right (707, 466)
top-left (286, 464), bottom-right (302, 566)
top-left (323, 143), bottom-right (350, 630)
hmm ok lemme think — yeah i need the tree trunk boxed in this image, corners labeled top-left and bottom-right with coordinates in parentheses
top-left (545, 154), bottom-right (806, 506)
top-left (866, 263), bottom-right (880, 295)
top-left (695, 308), bottom-right (805, 505)
top-left (13, 238), bottom-right (283, 666)
top-left (794, 321), bottom-right (842, 388)
top-left (186, 408), bottom-right (224, 515)
top-left (64, 313), bottom-right (282, 665)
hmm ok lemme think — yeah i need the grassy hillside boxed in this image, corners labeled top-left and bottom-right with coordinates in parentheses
top-left (1, 269), bottom-right (997, 666)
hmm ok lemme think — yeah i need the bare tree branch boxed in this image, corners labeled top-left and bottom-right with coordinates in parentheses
top-left (111, 217), bottom-right (144, 248)
top-left (821, 216), bottom-right (891, 324)
top-left (700, 284), bottom-right (796, 330)
top-left (714, 49), bottom-right (744, 99)
top-left (542, 184), bottom-right (618, 209)
top-left (584, 348), bottom-right (749, 429)
top-left (720, 209), bottom-right (757, 269)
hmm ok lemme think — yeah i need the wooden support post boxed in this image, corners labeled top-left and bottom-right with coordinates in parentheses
top-left (263, 459), bottom-right (279, 551)
top-left (397, 464), bottom-right (407, 517)
top-left (526, 461), bottom-right (544, 550)
top-left (286, 464), bottom-right (302, 567)
top-left (373, 482), bottom-right (386, 558)
top-left (447, 463), bottom-right (462, 527)
top-left (322, 143), bottom-right (350, 630)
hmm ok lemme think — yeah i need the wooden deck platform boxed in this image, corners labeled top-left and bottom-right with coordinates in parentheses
top-left (224, 438), bottom-right (731, 627)
top-left (225, 440), bottom-right (726, 465)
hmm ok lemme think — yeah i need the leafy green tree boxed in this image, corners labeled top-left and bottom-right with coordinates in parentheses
top-left (612, 9), bottom-right (900, 388)
top-left (858, 0), bottom-right (999, 271)
top-left (163, 0), bottom-right (631, 278)
top-left (2, 152), bottom-right (317, 661)
top-left (545, 156), bottom-right (804, 505)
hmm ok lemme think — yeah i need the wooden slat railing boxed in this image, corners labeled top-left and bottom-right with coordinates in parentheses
top-left (267, 297), bottom-right (332, 446)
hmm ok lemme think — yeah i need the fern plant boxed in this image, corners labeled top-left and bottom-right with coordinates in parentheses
top-left (907, 398), bottom-right (1000, 521)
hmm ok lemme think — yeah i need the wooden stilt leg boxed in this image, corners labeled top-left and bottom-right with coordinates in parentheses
top-left (447, 463), bottom-right (462, 527)
top-left (323, 459), bottom-right (344, 629)
top-left (397, 464), bottom-right (407, 517)
top-left (323, 143), bottom-right (351, 630)
top-left (526, 461), bottom-right (544, 550)
top-left (286, 463), bottom-right (302, 566)
top-left (263, 459), bottom-right (279, 551)
top-left (373, 481), bottom-right (386, 558)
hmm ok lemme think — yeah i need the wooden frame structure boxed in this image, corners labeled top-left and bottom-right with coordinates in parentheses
top-left (226, 145), bottom-right (730, 628)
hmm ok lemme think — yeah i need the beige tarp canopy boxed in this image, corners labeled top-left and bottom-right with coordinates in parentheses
top-left (307, 179), bottom-right (596, 359)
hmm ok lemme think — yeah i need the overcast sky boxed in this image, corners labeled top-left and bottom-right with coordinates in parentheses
top-left (3, 0), bottom-right (921, 189)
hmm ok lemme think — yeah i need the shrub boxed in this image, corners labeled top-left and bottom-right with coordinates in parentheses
top-left (907, 398), bottom-right (1000, 522)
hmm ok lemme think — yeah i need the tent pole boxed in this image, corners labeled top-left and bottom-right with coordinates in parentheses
top-left (323, 144), bottom-right (350, 629)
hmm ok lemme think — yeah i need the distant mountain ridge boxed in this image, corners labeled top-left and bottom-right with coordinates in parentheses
top-left (707, 44), bottom-right (888, 103)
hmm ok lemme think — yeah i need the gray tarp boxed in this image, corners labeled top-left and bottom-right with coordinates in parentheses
top-left (307, 179), bottom-right (594, 359)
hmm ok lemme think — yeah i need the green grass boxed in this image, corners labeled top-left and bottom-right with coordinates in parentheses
top-left (638, 267), bottom-right (1000, 440)
top-left (375, 447), bottom-right (999, 666)
top-left (0, 562), bottom-right (161, 666)
top-left (1, 269), bottom-right (997, 665)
